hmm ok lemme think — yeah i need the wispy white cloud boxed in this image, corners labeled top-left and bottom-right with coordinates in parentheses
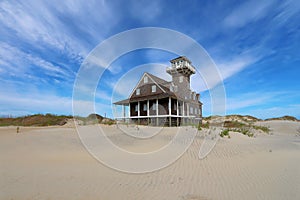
top-left (0, 0), bottom-right (118, 61)
top-left (0, 42), bottom-right (72, 80)
top-left (273, 0), bottom-right (300, 25)
top-left (223, 0), bottom-right (275, 28)
top-left (225, 92), bottom-right (279, 111)
top-left (191, 52), bottom-right (260, 93)
top-left (129, 0), bottom-right (162, 23)
top-left (245, 104), bottom-right (300, 119)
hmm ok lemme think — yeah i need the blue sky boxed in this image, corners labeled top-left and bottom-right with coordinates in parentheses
top-left (0, 0), bottom-right (299, 119)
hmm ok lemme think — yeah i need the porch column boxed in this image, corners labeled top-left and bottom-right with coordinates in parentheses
top-left (168, 97), bottom-right (171, 115)
top-left (147, 100), bottom-right (149, 125)
top-left (138, 101), bottom-right (140, 117)
top-left (176, 100), bottom-right (179, 127)
top-left (128, 104), bottom-right (131, 116)
top-left (187, 103), bottom-right (189, 116)
top-left (182, 102), bottom-right (185, 125)
top-left (187, 103), bottom-right (190, 125)
top-left (168, 97), bottom-right (171, 127)
top-left (137, 101), bottom-right (140, 125)
top-left (156, 99), bottom-right (158, 115)
top-left (176, 100), bottom-right (179, 116)
top-left (147, 100), bottom-right (150, 116)
top-left (156, 99), bottom-right (159, 126)
top-left (122, 105), bottom-right (125, 122)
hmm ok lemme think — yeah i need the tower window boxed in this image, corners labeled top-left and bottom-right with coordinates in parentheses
top-left (144, 76), bottom-right (148, 83)
top-left (179, 76), bottom-right (183, 83)
top-left (136, 88), bottom-right (140, 95)
top-left (152, 85), bottom-right (156, 92)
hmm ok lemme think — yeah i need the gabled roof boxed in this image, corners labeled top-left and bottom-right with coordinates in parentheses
top-left (146, 72), bottom-right (170, 86)
top-left (128, 72), bottom-right (173, 99)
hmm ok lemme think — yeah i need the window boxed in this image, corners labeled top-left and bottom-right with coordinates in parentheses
top-left (144, 76), bottom-right (148, 83)
top-left (194, 108), bottom-right (197, 114)
top-left (152, 102), bottom-right (156, 110)
top-left (190, 107), bottom-right (193, 114)
top-left (174, 102), bottom-right (177, 110)
top-left (143, 104), bottom-right (147, 111)
top-left (179, 76), bottom-right (183, 83)
top-left (136, 88), bottom-right (140, 95)
top-left (151, 85), bottom-right (156, 92)
top-left (135, 105), bottom-right (138, 112)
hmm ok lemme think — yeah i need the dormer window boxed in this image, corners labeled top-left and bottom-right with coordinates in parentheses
top-left (144, 76), bottom-right (148, 83)
top-left (151, 85), bottom-right (156, 92)
top-left (136, 88), bottom-right (140, 95)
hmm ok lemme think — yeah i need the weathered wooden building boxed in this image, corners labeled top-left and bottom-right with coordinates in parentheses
top-left (114, 56), bottom-right (202, 126)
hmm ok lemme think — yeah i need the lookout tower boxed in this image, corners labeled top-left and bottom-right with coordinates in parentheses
top-left (166, 56), bottom-right (196, 97)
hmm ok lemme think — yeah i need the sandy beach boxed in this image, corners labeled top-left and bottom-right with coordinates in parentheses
top-left (0, 121), bottom-right (299, 200)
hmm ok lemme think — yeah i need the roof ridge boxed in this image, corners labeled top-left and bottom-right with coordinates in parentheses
top-left (145, 72), bottom-right (169, 84)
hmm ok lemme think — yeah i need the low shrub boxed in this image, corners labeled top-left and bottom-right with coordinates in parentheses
top-left (220, 129), bottom-right (230, 138)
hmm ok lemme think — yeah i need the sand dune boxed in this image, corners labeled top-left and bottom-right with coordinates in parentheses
top-left (0, 120), bottom-right (299, 200)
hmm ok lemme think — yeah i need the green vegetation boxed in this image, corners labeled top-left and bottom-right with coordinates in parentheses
top-left (253, 125), bottom-right (270, 134)
top-left (265, 115), bottom-right (299, 121)
top-left (223, 120), bottom-right (246, 128)
top-left (0, 113), bottom-right (115, 126)
top-left (201, 122), bottom-right (209, 129)
top-left (197, 123), bottom-right (202, 131)
top-left (220, 129), bottom-right (230, 138)
top-left (0, 114), bottom-right (73, 126)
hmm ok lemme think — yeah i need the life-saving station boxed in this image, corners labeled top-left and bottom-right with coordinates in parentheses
top-left (114, 56), bottom-right (202, 126)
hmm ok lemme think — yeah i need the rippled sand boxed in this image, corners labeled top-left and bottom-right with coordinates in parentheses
top-left (0, 121), bottom-right (299, 200)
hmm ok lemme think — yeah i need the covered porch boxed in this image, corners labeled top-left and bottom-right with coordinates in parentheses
top-left (113, 97), bottom-right (199, 126)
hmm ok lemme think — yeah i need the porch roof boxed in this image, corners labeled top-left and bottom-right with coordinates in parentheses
top-left (113, 98), bottom-right (130, 105)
